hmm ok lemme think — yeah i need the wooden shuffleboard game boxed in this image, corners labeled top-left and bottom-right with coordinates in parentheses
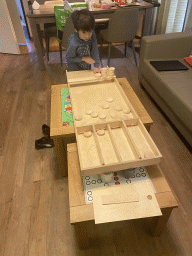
top-left (67, 70), bottom-right (162, 177)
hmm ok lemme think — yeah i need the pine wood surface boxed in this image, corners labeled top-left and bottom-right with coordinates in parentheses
top-left (75, 119), bottom-right (162, 176)
top-left (66, 74), bottom-right (161, 175)
top-left (92, 181), bottom-right (162, 224)
top-left (0, 42), bottom-right (192, 255)
top-left (67, 143), bottom-right (178, 228)
top-left (50, 76), bottom-right (154, 176)
top-left (50, 77), bottom-right (152, 138)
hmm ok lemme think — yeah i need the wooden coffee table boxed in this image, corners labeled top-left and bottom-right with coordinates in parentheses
top-left (50, 78), bottom-right (153, 177)
top-left (67, 143), bottom-right (178, 249)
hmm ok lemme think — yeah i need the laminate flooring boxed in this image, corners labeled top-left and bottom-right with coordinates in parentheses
top-left (0, 43), bottom-right (192, 256)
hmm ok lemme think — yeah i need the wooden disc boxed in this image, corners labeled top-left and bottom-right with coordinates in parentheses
top-left (144, 151), bottom-right (154, 158)
top-left (123, 108), bottom-right (131, 114)
top-left (74, 114), bottom-right (82, 121)
top-left (102, 103), bottom-right (109, 109)
top-left (91, 112), bottom-right (98, 118)
top-left (115, 105), bottom-right (122, 111)
top-left (99, 113), bottom-right (106, 119)
top-left (107, 97), bottom-right (113, 102)
top-left (95, 73), bottom-right (101, 78)
top-left (83, 131), bottom-right (92, 138)
top-left (97, 129), bottom-right (105, 136)
top-left (100, 172), bottom-right (113, 183)
top-left (121, 114), bottom-right (130, 120)
top-left (109, 111), bottom-right (117, 119)
top-left (86, 109), bottom-right (92, 115)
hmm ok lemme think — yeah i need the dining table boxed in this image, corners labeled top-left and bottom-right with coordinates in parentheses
top-left (26, 1), bottom-right (155, 70)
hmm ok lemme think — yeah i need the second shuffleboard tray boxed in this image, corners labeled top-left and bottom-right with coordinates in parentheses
top-left (75, 119), bottom-right (162, 176)
top-left (67, 71), bottom-right (162, 176)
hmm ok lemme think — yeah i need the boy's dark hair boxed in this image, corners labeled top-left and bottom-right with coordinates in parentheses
top-left (71, 9), bottom-right (95, 32)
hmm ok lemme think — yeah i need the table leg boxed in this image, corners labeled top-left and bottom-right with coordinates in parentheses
top-left (53, 137), bottom-right (67, 177)
top-left (53, 135), bottom-right (76, 177)
top-left (73, 222), bottom-right (89, 249)
top-left (36, 24), bottom-right (45, 56)
top-left (142, 8), bottom-right (154, 36)
top-left (29, 18), bottom-right (45, 70)
top-left (149, 207), bottom-right (173, 236)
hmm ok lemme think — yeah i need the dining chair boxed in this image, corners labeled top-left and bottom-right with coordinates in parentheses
top-left (44, 23), bottom-right (57, 62)
top-left (43, 1), bottom-right (65, 62)
top-left (99, 8), bottom-right (139, 66)
top-left (59, 15), bottom-right (76, 65)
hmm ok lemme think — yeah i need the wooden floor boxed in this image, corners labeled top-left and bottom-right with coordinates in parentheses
top-left (0, 41), bottom-right (192, 256)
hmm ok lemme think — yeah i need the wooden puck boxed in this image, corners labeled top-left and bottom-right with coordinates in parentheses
top-left (110, 111), bottom-right (117, 119)
top-left (97, 129), bottom-right (105, 136)
top-left (123, 108), bottom-right (131, 114)
top-left (99, 113), bottom-right (106, 119)
top-left (74, 114), bottom-right (82, 121)
top-left (86, 109), bottom-right (92, 115)
top-left (102, 103), bottom-right (109, 109)
top-left (91, 112), bottom-right (98, 118)
top-left (83, 131), bottom-right (92, 138)
top-left (121, 114), bottom-right (130, 120)
top-left (115, 105), bottom-right (122, 111)
top-left (107, 97), bottom-right (113, 102)
top-left (144, 151), bottom-right (154, 158)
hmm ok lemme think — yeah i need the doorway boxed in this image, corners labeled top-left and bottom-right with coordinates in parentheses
top-left (15, 0), bottom-right (30, 41)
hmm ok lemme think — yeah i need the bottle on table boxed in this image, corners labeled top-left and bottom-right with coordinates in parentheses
top-left (28, 0), bottom-right (33, 14)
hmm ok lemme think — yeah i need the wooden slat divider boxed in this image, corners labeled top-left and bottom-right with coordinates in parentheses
top-left (67, 72), bottom-right (162, 175)
top-left (107, 124), bottom-right (122, 163)
top-left (122, 120), bottom-right (142, 159)
top-left (74, 126), bottom-right (85, 170)
top-left (92, 125), bottom-right (105, 166)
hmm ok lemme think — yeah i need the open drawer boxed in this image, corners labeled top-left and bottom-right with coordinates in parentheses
top-left (75, 119), bottom-right (162, 176)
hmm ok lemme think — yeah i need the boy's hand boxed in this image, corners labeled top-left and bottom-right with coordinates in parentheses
top-left (82, 57), bottom-right (95, 64)
top-left (93, 67), bottom-right (101, 73)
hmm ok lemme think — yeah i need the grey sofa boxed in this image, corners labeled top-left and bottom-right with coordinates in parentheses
top-left (138, 32), bottom-right (192, 147)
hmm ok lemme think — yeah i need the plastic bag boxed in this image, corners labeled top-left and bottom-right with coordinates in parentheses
top-left (64, 0), bottom-right (72, 10)
top-left (54, 6), bottom-right (73, 42)
top-left (54, 2), bottom-right (88, 43)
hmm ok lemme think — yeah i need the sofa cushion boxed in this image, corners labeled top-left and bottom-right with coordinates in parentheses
top-left (142, 58), bottom-right (192, 132)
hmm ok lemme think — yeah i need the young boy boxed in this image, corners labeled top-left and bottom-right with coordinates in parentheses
top-left (66, 9), bottom-right (101, 73)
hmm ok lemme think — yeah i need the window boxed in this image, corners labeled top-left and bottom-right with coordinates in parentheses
top-left (165, 0), bottom-right (189, 33)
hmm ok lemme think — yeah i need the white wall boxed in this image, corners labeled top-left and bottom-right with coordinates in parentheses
top-left (5, 0), bottom-right (26, 44)
top-left (0, 0), bottom-right (20, 54)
